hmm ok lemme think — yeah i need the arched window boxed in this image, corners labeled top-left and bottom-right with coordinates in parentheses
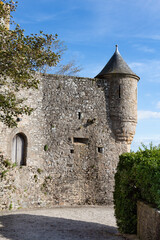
top-left (12, 133), bottom-right (27, 166)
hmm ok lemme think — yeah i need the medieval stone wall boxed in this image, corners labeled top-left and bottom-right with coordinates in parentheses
top-left (0, 80), bottom-right (46, 167)
top-left (0, 74), bottom-right (132, 210)
top-left (137, 201), bottom-right (160, 240)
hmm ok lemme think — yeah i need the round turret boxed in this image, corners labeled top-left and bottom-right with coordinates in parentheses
top-left (95, 45), bottom-right (140, 144)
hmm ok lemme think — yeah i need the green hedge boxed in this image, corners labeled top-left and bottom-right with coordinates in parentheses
top-left (114, 144), bottom-right (160, 234)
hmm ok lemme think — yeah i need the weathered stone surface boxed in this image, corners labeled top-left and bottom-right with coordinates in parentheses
top-left (0, 73), bottom-right (138, 210)
top-left (137, 201), bottom-right (160, 240)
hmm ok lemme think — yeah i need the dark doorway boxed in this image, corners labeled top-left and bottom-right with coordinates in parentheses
top-left (12, 133), bottom-right (27, 165)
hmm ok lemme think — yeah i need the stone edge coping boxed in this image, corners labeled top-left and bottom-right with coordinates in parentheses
top-left (0, 205), bottom-right (115, 215)
top-left (122, 234), bottom-right (139, 240)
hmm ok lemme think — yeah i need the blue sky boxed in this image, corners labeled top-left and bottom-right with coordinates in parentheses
top-left (13, 0), bottom-right (160, 151)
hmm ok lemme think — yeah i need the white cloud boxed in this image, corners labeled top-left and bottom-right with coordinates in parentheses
top-left (131, 135), bottom-right (160, 151)
top-left (138, 34), bottom-right (160, 40)
top-left (138, 110), bottom-right (160, 120)
top-left (129, 60), bottom-right (160, 83)
top-left (129, 62), bottom-right (145, 69)
top-left (133, 44), bottom-right (155, 53)
top-left (145, 93), bottom-right (151, 97)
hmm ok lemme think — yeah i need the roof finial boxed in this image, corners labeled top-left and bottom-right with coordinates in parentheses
top-left (115, 44), bottom-right (118, 52)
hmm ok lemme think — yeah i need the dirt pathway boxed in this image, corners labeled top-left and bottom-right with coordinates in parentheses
top-left (0, 206), bottom-right (127, 240)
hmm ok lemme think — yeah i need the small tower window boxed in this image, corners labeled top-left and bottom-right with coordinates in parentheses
top-left (70, 149), bottom-right (74, 154)
top-left (73, 137), bottom-right (88, 144)
top-left (78, 112), bottom-right (82, 119)
top-left (98, 147), bottom-right (104, 154)
top-left (119, 85), bottom-right (121, 98)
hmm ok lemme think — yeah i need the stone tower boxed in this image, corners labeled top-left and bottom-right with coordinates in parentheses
top-left (96, 45), bottom-right (140, 151)
top-left (0, 45), bottom-right (140, 209)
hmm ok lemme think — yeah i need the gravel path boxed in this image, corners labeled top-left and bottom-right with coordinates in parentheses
top-left (0, 206), bottom-right (126, 240)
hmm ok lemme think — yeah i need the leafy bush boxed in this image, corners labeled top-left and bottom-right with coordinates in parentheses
top-left (44, 145), bottom-right (48, 151)
top-left (37, 168), bottom-right (43, 174)
top-left (114, 144), bottom-right (160, 234)
top-left (3, 159), bottom-right (12, 168)
top-left (1, 170), bottom-right (8, 178)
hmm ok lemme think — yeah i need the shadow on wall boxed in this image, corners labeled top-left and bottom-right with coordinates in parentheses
top-left (0, 214), bottom-right (124, 240)
top-left (96, 79), bottom-right (114, 134)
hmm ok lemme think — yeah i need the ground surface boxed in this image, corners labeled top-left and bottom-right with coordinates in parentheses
top-left (0, 206), bottom-right (135, 240)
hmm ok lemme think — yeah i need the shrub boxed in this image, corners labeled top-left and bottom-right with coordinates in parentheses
top-left (114, 144), bottom-right (160, 234)
top-left (1, 170), bottom-right (8, 178)
top-left (37, 168), bottom-right (43, 174)
top-left (44, 144), bottom-right (48, 151)
top-left (3, 159), bottom-right (12, 168)
top-left (9, 203), bottom-right (13, 210)
top-left (12, 162), bottom-right (17, 168)
top-left (34, 174), bottom-right (38, 182)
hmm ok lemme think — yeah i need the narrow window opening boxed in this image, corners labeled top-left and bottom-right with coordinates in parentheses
top-left (78, 112), bottom-right (82, 119)
top-left (70, 149), bottom-right (74, 154)
top-left (73, 137), bottom-right (88, 144)
top-left (98, 147), bottom-right (104, 154)
top-left (119, 85), bottom-right (121, 98)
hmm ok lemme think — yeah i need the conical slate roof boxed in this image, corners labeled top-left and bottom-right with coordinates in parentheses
top-left (95, 45), bottom-right (139, 79)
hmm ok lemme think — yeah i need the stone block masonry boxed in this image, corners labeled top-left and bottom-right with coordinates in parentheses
top-left (137, 201), bottom-right (160, 240)
top-left (0, 74), bottom-right (130, 210)
top-left (0, 47), bottom-right (139, 210)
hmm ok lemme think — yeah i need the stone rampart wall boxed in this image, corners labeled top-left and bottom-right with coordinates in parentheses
top-left (137, 201), bottom-right (160, 240)
top-left (0, 74), bottom-right (130, 210)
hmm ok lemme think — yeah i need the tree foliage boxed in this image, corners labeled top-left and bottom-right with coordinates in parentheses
top-left (55, 59), bottom-right (82, 76)
top-left (0, 0), bottom-right (80, 127)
